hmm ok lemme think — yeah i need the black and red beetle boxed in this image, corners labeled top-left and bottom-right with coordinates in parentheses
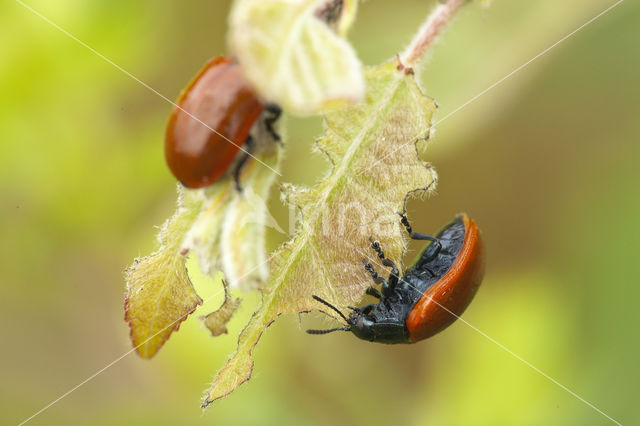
top-left (165, 56), bottom-right (280, 190)
top-left (308, 213), bottom-right (485, 343)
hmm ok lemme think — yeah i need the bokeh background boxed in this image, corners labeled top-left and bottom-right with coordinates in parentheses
top-left (2, 0), bottom-right (638, 425)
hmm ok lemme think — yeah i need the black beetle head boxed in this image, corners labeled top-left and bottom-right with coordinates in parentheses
top-left (347, 310), bottom-right (375, 341)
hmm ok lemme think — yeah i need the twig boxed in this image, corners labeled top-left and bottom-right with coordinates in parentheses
top-left (401, 0), bottom-right (469, 68)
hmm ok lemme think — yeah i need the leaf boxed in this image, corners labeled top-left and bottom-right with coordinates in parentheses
top-left (202, 282), bottom-right (242, 336)
top-left (202, 59), bottom-right (437, 406)
top-left (180, 184), bottom-right (231, 278)
top-left (182, 119), bottom-right (283, 290)
top-left (124, 188), bottom-right (204, 358)
top-left (125, 112), bottom-right (282, 357)
top-left (229, 0), bottom-right (364, 114)
top-left (219, 154), bottom-right (283, 290)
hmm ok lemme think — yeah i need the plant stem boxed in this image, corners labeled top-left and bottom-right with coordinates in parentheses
top-left (401, 0), bottom-right (469, 68)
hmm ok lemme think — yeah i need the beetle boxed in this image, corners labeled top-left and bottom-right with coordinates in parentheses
top-left (165, 56), bottom-right (281, 190)
top-left (307, 213), bottom-right (485, 343)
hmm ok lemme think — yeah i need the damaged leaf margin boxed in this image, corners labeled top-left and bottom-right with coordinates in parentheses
top-left (203, 60), bottom-right (437, 406)
top-left (125, 134), bottom-right (282, 358)
top-left (202, 282), bottom-right (243, 337)
top-left (124, 188), bottom-right (205, 359)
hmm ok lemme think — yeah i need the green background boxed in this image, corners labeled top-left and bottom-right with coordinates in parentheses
top-left (1, 1), bottom-right (638, 425)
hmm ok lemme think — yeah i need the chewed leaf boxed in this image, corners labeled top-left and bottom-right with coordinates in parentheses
top-left (182, 118), bottom-right (282, 290)
top-left (201, 284), bottom-right (242, 336)
top-left (203, 60), bottom-right (437, 406)
top-left (229, 0), bottom-right (364, 114)
top-left (125, 189), bottom-right (204, 358)
top-left (126, 121), bottom-right (281, 357)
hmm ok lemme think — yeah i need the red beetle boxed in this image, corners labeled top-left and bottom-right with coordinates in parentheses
top-left (165, 56), bottom-right (280, 189)
top-left (308, 213), bottom-right (485, 343)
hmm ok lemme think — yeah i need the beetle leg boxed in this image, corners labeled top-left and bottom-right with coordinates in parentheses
top-left (381, 258), bottom-right (400, 292)
top-left (233, 135), bottom-right (255, 192)
top-left (413, 234), bottom-right (442, 263)
top-left (264, 104), bottom-right (282, 143)
top-left (369, 237), bottom-right (400, 273)
top-left (368, 236), bottom-right (385, 260)
top-left (366, 238), bottom-right (400, 297)
top-left (363, 259), bottom-right (396, 299)
top-left (397, 212), bottom-right (442, 261)
top-left (380, 278), bottom-right (394, 299)
top-left (376, 260), bottom-right (399, 299)
top-left (366, 287), bottom-right (382, 299)
top-left (398, 211), bottom-right (413, 234)
top-left (362, 259), bottom-right (384, 285)
top-left (360, 304), bottom-right (376, 315)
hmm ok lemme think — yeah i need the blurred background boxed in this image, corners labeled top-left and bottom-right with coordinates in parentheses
top-left (1, 0), bottom-right (638, 425)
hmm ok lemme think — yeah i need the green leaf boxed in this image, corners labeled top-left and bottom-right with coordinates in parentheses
top-left (201, 282), bottom-right (242, 336)
top-left (126, 124), bottom-right (282, 357)
top-left (124, 189), bottom-right (204, 358)
top-left (182, 121), bottom-right (282, 290)
top-left (202, 59), bottom-right (437, 406)
top-left (229, 0), bottom-right (364, 114)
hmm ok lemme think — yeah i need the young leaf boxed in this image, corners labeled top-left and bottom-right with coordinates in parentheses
top-left (124, 189), bottom-right (204, 358)
top-left (202, 283), bottom-right (242, 336)
top-left (203, 59), bottom-right (437, 406)
top-left (182, 119), bottom-right (283, 290)
top-left (229, 0), bottom-right (364, 114)
top-left (126, 108), bottom-right (282, 358)
top-left (219, 153), bottom-right (283, 290)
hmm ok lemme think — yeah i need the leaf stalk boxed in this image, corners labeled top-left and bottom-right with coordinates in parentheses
top-left (401, 0), bottom-right (469, 68)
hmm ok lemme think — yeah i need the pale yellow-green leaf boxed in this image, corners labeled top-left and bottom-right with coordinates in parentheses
top-left (125, 153), bottom-right (279, 357)
top-left (229, 0), bottom-right (364, 114)
top-left (220, 149), bottom-right (282, 290)
top-left (124, 189), bottom-right (204, 358)
top-left (202, 283), bottom-right (242, 336)
top-left (203, 60), bottom-right (437, 406)
top-left (181, 183), bottom-right (231, 277)
top-left (125, 112), bottom-right (282, 358)
top-left (182, 119), bottom-right (283, 290)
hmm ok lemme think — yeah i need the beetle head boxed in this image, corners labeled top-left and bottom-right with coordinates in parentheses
top-left (346, 308), bottom-right (375, 341)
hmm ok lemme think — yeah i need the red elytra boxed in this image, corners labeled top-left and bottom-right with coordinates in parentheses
top-left (406, 215), bottom-right (484, 342)
top-left (165, 56), bottom-right (265, 188)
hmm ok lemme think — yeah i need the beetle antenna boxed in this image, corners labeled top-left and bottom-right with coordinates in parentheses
top-left (306, 326), bottom-right (351, 335)
top-left (311, 295), bottom-right (348, 322)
